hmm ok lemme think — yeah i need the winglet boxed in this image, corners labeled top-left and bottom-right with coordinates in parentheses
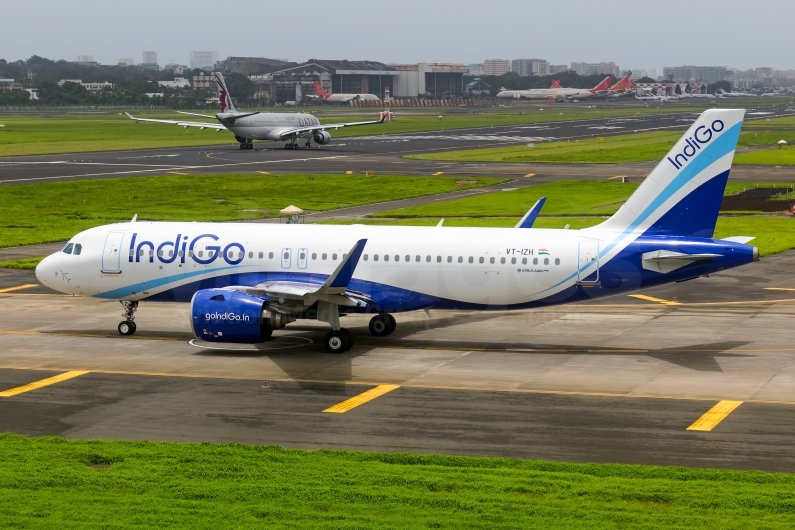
top-left (436, 218), bottom-right (444, 227)
top-left (515, 197), bottom-right (546, 228)
top-left (322, 239), bottom-right (367, 290)
top-left (131, 214), bottom-right (137, 223)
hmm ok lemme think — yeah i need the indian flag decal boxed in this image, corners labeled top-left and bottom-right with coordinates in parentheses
top-left (538, 249), bottom-right (550, 255)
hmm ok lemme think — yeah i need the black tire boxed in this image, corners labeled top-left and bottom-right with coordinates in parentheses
top-left (341, 328), bottom-right (354, 350)
top-left (324, 330), bottom-right (349, 354)
top-left (239, 143), bottom-right (247, 150)
top-left (385, 314), bottom-right (397, 335)
top-left (118, 321), bottom-right (136, 336)
top-left (369, 315), bottom-right (390, 337)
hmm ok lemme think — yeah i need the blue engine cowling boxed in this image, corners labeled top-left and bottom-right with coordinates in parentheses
top-left (190, 289), bottom-right (269, 343)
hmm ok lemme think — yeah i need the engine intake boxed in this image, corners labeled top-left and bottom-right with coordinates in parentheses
top-left (313, 131), bottom-right (331, 145)
top-left (191, 289), bottom-right (271, 343)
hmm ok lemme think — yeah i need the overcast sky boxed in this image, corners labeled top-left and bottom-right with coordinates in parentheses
top-left (3, 0), bottom-right (792, 72)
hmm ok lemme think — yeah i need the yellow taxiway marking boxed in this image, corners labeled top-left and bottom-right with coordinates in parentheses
top-left (345, 170), bottom-right (353, 175)
top-left (323, 384), bottom-right (401, 413)
top-left (167, 172), bottom-right (189, 175)
top-left (0, 284), bottom-right (38, 293)
top-left (432, 171), bottom-right (444, 175)
top-left (523, 173), bottom-right (535, 178)
top-left (256, 171), bottom-right (270, 175)
top-left (0, 370), bottom-right (89, 398)
top-left (628, 294), bottom-right (681, 306)
top-left (764, 287), bottom-right (795, 291)
top-left (687, 400), bottom-right (743, 432)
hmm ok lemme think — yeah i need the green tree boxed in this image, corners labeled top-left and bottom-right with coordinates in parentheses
top-left (223, 72), bottom-right (255, 103)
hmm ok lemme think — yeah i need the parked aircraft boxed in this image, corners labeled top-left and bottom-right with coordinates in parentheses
top-left (126, 73), bottom-right (385, 149)
top-left (716, 88), bottom-right (756, 97)
top-left (37, 109), bottom-right (757, 353)
top-left (496, 77), bottom-right (612, 100)
top-left (311, 81), bottom-right (381, 103)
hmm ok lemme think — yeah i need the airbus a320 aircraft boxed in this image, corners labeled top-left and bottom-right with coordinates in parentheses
top-left (496, 76), bottom-right (612, 100)
top-left (126, 73), bottom-right (385, 150)
top-left (37, 109), bottom-right (757, 353)
top-left (310, 81), bottom-right (381, 104)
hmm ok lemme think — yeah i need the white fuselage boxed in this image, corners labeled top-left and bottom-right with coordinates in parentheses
top-left (218, 112), bottom-right (322, 141)
top-left (321, 93), bottom-right (381, 103)
top-left (496, 88), bottom-right (597, 100)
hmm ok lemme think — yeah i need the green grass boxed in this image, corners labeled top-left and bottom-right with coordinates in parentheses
top-left (0, 174), bottom-right (499, 248)
top-left (2, 434), bottom-right (795, 529)
top-left (0, 256), bottom-right (43, 270)
top-left (0, 105), bottom-right (758, 157)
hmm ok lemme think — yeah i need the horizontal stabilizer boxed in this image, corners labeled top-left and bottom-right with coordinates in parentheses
top-left (721, 236), bottom-right (755, 244)
top-left (642, 250), bottom-right (722, 274)
top-left (515, 197), bottom-right (546, 228)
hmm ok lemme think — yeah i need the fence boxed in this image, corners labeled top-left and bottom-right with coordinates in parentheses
top-left (0, 105), bottom-right (169, 112)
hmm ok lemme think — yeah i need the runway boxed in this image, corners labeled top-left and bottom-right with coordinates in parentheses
top-left (2, 251), bottom-right (795, 471)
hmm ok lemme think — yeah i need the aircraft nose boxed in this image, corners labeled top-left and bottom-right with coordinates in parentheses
top-left (35, 254), bottom-right (56, 286)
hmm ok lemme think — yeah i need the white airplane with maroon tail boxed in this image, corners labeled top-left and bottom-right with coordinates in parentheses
top-left (310, 81), bottom-right (381, 104)
top-left (126, 73), bottom-right (386, 150)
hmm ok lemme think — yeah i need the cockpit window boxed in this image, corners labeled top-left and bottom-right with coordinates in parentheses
top-left (73, 244), bottom-right (82, 256)
top-left (63, 243), bottom-right (74, 254)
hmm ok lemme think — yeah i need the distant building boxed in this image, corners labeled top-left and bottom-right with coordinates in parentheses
top-left (74, 55), bottom-right (99, 67)
top-left (483, 59), bottom-right (511, 76)
top-left (571, 62), bottom-right (620, 77)
top-left (466, 64), bottom-right (483, 76)
top-left (144, 93), bottom-right (164, 98)
top-left (663, 65), bottom-right (729, 85)
top-left (58, 79), bottom-right (114, 91)
top-left (511, 58), bottom-right (552, 77)
top-left (164, 64), bottom-right (188, 75)
top-left (190, 51), bottom-right (219, 70)
top-left (549, 65), bottom-right (569, 75)
top-left (191, 75), bottom-right (218, 95)
top-left (118, 58), bottom-right (136, 67)
top-left (141, 51), bottom-right (159, 71)
top-left (0, 78), bottom-right (24, 91)
top-left (158, 78), bottom-right (191, 89)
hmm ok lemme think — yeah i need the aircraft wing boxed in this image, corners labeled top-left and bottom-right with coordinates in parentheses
top-left (274, 117), bottom-right (385, 140)
top-left (125, 112), bottom-right (226, 131)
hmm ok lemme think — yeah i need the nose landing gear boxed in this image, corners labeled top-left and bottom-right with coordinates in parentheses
top-left (118, 300), bottom-right (138, 336)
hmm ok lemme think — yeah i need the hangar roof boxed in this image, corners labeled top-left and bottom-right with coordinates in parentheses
top-left (275, 60), bottom-right (399, 76)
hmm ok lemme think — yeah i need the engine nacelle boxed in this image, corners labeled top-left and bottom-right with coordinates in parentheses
top-left (313, 131), bottom-right (331, 145)
top-left (190, 289), bottom-right (270, 343)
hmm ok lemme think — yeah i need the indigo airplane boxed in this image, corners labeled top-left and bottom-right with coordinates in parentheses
top-left (36, 109), bottom-right (757, 353)
top-left (126, 73), bottom-right (385, 150)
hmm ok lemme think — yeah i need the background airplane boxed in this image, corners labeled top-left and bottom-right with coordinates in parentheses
top-left (127, 73), bottom-right (385, 150)
top-left (496, 77), bottom-right (612, 100)
top-left (311, 81), bottom-right (382, 103)
top-left (36, 109), bottom-right (757, 354)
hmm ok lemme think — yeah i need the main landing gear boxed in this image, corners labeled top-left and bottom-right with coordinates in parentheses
top-left (368, 313), bottom-right (396, 337)
top-left (324, 328), bottom-right (354, 354)
top-left (118, 300), bottom-right (138, 336)
top-left (239, 139), bottom-right (254, 150)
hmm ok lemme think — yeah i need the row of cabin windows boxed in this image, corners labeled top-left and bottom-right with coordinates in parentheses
top-left (62, 243), bottom-right (82, 255)
top-left (363, 254), bottom-right (560, 266)
top-left (129, 248), bottom-right (560, 267)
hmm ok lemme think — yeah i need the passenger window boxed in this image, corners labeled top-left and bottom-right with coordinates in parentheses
top-left (436, 256), bottom-right (442, 263)
top-left (500, 257), bottom-right (506, 264)
top-left (394, 255), bottom-right (399, 262)
top-left (458, 256), bottom-right (463, 263)
top-left (511, 257), bottom-right (516, 265)
top-left (283, 251), bottom-right (289, 260)
top-left (149, 250), bottom-right (154, 257)
top-left (447, 256), bottom-right (452, 263)
top-left (299, 251), bottom-right (305, 260)
top-left (522, 258), bottom-right (527, 265)
top-left (374, 254), bottom-right (379, 261)
top-left (363, 254), bottom-right (369, 261)
top-left (63, 243), bottom-right (74, 254)
top-left (249, 252), bottom-right (254, 259)
top-left (405, 255), bottom-right (410, 262)
top-left (312, 253), bottom-right (316, 260)
top-left (555, 258), bottom-right (560, 265)
top-left (129, 249), bottom-right (134, 257)
top-left (179, 250), bottom-right (184, 257)
top-left (468, 257), bottom-right (473, 263)
top-left (197, 250), bottom-right (203, 257)
top-left (73, 244), bottom-right (82, 256)
top-left (188, 250), bottom-right (193, 257)
top-left (259, 252), bottom-right (264, 259)
top-left (322, 253), bottom-right (327, 260)
top-left (479, 257), bottom-right (484, 264)
top-left (384, 254), bottom-right (389, 262)
top-left (415, 255), bottom-right (420, 262)
top-left (490, 257), bottom-right (495, 264)
top-left (269, 252), bottom-right (274, 259)
top-left (239, 252), bottom-right (244, 259)
top-left (138, 248), bottom-right (144, 257)
top-left (426, 255), bottom-right (431, 262)
top-left (332, 253), bottom-right (338, 260)
top-left (544, 258), bottom-right (549, 265)
top-left (169, 250), bottom-right (174, 257)
top-left (533, 258), bottom-right (538, 265)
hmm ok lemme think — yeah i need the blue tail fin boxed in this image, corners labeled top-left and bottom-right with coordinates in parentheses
top-left (595, 108), bottom-right (744, 238)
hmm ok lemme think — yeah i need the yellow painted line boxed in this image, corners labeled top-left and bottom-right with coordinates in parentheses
top-left (167, 172), bottom-right (189, 175)
top-left (687, 400), bottom-right (743, 432)
top-left (323, 384), bottom-right (400, 413)
top-left (523, 173), bottom-right (535, 178)
top-left (0, 284), bottom-right (38, 293)
top-left (0, 370), bottom-right (89, 398)
top-left (345, 170), bottom-right (353, 175)
top-left (256, 171), bottom-right (270, 175)
top-left (432, 171), bottom-right (444, 175)
top-left (628, 294), bottom-right (681, 306)
top-left (764, 287), bottom-right (795, 291)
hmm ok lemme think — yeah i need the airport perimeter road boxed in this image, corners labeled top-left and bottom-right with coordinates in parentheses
top-left (1, 252), bottom-right (795, 470)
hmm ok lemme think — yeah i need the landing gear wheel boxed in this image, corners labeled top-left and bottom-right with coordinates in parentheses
top-left (369, 314), bottom-right (395, 337)
top-left (118, 321), bottom-right (136, 336)
top-left (247, 142), bottom-right (254, 150)
top-left (324, 330), bottom-right (350, 354)
top-left (341, 328), bottom-right (354, 350)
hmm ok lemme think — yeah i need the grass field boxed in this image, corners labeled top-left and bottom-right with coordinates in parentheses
top-left (1, 434), bottom-right (794, 529)
top-left (405, 115), bottom-right (795, 166)
top-left (0, 256), bottom-right (43, 270)
top-left (0, 104), bottom-right (772, 157)
top-left (0, 174), bottom-right (498, 248)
